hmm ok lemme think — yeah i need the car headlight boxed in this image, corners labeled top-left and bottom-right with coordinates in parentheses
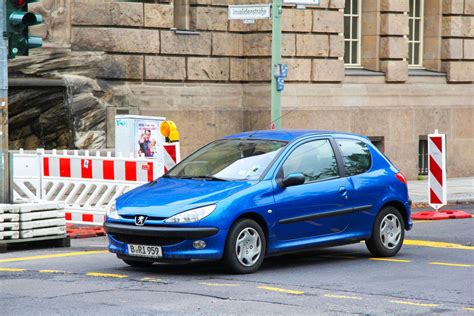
top-left (106, 200), bottom-right (120, 220)
top-left (164, 204), bottom-right (216, 223)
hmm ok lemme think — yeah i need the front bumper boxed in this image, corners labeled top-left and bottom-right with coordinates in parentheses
top-left (104, 222), bottom-right (226, 260)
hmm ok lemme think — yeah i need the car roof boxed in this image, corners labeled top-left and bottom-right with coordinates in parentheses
top-left (223, 130), bottom-right (363, 142)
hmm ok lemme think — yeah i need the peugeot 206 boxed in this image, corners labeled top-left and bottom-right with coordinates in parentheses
top-left (104, 130), bottom-right (412, 274)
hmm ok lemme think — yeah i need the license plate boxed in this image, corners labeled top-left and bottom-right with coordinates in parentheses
top-left (127, 244), bottom-right (162, 258)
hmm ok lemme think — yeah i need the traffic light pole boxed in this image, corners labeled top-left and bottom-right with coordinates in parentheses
top-left (271, 0), bottom-right (283, 129)
top-left (0, 1), bottom-right (10, 203)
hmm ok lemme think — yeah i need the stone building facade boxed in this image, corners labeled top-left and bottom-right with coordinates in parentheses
top-left (8, 0), bottom-right (474, 179)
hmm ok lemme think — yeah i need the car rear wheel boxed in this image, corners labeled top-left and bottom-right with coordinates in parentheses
top-left (122, 259), bottom-right (154, 267)
top-left (224, 219), bottom-right (266, 274)
top-left (366, 206), bottom-right (405, 257)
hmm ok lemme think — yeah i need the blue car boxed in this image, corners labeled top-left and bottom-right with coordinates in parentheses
top-left (104, 130), bottom-right (412, 273)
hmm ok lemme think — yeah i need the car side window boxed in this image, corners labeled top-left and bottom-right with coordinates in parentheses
top-left (282, 139), bottom-right (338, 183)
top-left (335, 139), bottom-right (371, 176)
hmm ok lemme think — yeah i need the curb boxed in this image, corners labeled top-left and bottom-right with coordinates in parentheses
top-left (412, 199), bottom-right (474, 210)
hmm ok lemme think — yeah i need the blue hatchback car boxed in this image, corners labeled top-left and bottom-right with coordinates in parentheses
top-left (104, 130), bottom-right (413, 273)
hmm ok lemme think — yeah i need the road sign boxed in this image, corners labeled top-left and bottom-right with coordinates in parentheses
top-left (428, 130), bottom-right (447, 210)
top-left (228, 4), bottom-right (271, 21)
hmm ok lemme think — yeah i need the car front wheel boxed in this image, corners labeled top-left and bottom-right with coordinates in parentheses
top-left (366, 206), bottom-right (405, 257)
top-left (224, 219), bottom-right (266, 274)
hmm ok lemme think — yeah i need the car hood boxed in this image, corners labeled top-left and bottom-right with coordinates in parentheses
top-left (116, 177), bottom-right (253, 218)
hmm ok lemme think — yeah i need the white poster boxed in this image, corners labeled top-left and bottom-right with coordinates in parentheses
top-left (136, 120), bottom-right (160, 158)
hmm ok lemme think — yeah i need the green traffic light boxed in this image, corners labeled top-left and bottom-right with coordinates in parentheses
top-left (6, 1), bottom-right (44, 58)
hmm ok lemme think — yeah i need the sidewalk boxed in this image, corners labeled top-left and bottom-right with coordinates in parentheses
top-left (408, 177), bottom-right (474, 206)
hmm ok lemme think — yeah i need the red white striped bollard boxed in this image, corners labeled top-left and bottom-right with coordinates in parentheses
top-left (428, 130), bottom-right (447, 210)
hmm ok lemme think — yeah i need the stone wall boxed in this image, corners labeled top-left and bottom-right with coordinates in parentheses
top-left (7, 0), bottom-right (474, 179)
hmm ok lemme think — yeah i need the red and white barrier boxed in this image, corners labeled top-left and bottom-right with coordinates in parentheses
top-left (428, 130), bottom-right (447, 210)
top-left (12, 144), bottom-right (180, 226)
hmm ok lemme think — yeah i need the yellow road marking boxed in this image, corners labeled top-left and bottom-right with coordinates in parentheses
top-left (141, 277), bottom-right (162, 282)
top-left (390, 300), bottom-right (439, 307)
top-left (369, 258), bottom-right (411, 263)
top-left (86, 272), bottom-right (128, 279)
top-left (0, 268), bottom-right (26, 272)
top-left (39, 270), bottom-right (65, 273)
top-left (324, 294), bottom-right (363, 300)
top-left (200, 282), bottom-right (240, 287)
top-left (0, 250), bottom-right (108, 263)
top-left (430, 262), bottom-right (473, 268)
top-left (404, 240), bottom-right (474, 250)
top-left (464, 307), bottom-right (474, 311)
top-left (257, 286), bottom-right (304, 295)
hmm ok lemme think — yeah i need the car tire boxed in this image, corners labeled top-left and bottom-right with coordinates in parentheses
top-left (366, 206), bottom-right (405, 257)
top-left (122, 259), bottom-right (154, 267)
top-left (224, 219), bottom-right (266, 274)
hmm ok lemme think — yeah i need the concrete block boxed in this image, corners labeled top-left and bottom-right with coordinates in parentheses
top-left (381, 60), bottom-right (408, 82)
top-left (443, 0), bottom-right (465, 14)
top-left (100, 55), bottom-right (143, 80)
top-left (380, 0), bottom-right (409, 12)
top-left (187, 58), bottom-right (230, 81)
top-left (445, 61), bottom-right (474, 82)
top-left (381, 13), bottom-right (409, 36)
top-left (283, 34), bottom-right (296, 57)
top-left (190, 6), bottom-right (228, 31)
top-left (380, 37), bottom-right (408, 59)
top-left (313, 9), bottom-right (344, 33)
top-left (145, 4), bottom-right (174, 28)
top-left (442, 16), bottom-right (473, 37)
top-left (464, 39), bottom-right (474, 59)
top-left (296, 34), bottom-right (329, 57)
top-left (71, 1), bottom-right (143, 26)
top-left (213, 33), bottom-right (243, 56)
top-left (145, 56), bottom-right (186, 80)
top-left (72, 27), bottom-right (160, 53)
top-left (161, 31), bottom-right (211, 55)
top-left (329, 34), bottom-right (344, 57)
top-left (282, 9), bottom-right (312, 32)
top-left (312, 59), bottom-right (344, 82)
top-left (282, 58), bottom-right (312, 81)
top-left (442, 38), bottom-right (464, 60)
top-left (244, 33), bottom-right (271, 56)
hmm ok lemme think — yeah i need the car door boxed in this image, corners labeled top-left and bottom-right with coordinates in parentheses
top-left (272, 138), bottom-right (355, 241)
top-left (334, 138), bottom-right (379, 232)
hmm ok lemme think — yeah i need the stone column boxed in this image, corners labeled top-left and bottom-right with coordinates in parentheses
top-left (379, 0), bottom-right (409, 82)
top-left (442, 0), bottom-right (474, 82)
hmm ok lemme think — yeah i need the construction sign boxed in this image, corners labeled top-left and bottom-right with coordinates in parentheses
top-left (428, 130), bottom-right (447, 210)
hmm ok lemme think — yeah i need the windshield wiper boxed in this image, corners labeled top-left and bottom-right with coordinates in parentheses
top-left (180, 175), bottom-right (228, 181)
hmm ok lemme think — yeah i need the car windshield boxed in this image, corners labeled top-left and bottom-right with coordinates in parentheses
top-left (166, 139), bottom-right (287, 181)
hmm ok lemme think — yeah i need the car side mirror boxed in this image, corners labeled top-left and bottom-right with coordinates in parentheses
top-left (281, 172), bottom-right (305, 188)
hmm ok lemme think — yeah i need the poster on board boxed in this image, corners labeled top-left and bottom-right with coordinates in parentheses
top-left (136, 119), bottom-right (160, 158)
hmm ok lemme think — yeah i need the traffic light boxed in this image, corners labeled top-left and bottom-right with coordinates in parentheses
top-left (6, 0), bottom-right (43, 59)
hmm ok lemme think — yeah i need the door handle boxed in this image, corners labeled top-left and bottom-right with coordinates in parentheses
top-left (339, 187), bottom-right (348, 199)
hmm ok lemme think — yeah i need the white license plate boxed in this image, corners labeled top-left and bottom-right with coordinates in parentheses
top-left (127, 244), bottom-right (162, 258)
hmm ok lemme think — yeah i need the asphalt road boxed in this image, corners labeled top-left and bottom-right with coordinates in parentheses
top-left (1, 206), bottom-right (473, 315)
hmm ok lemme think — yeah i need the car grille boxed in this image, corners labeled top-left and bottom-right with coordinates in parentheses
top-left (120, 215), bottom-right (167, 221)
top-left (111, 233), bottom-right (184, 246)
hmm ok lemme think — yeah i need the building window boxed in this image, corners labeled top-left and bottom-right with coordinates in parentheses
top-left (408, 0), bottom-right (424, 66)
top-left (344, 0), bottom-right (362, 66)
top-left (418, 137), bottom-right (428, 175)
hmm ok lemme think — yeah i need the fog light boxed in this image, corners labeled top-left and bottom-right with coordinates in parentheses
top-left (193, 240), bottom-right (206, 249)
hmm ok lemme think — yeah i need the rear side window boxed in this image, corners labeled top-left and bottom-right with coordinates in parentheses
top-left (336, 139), bottom-right (371, 176)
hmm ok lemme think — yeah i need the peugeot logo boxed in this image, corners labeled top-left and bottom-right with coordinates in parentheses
top-left (135, 215), bottom-right (148, 226)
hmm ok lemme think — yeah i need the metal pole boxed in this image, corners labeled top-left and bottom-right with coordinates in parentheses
top-left (0, 1), bottom-right (10, 203)
top-left (271, 0), bottom-right (283, 129)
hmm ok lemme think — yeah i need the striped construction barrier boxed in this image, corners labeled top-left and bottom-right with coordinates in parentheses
top-left (12, 144), bottom-right (180, 226)
top-left (428, 131), bottom-right (447, 209)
